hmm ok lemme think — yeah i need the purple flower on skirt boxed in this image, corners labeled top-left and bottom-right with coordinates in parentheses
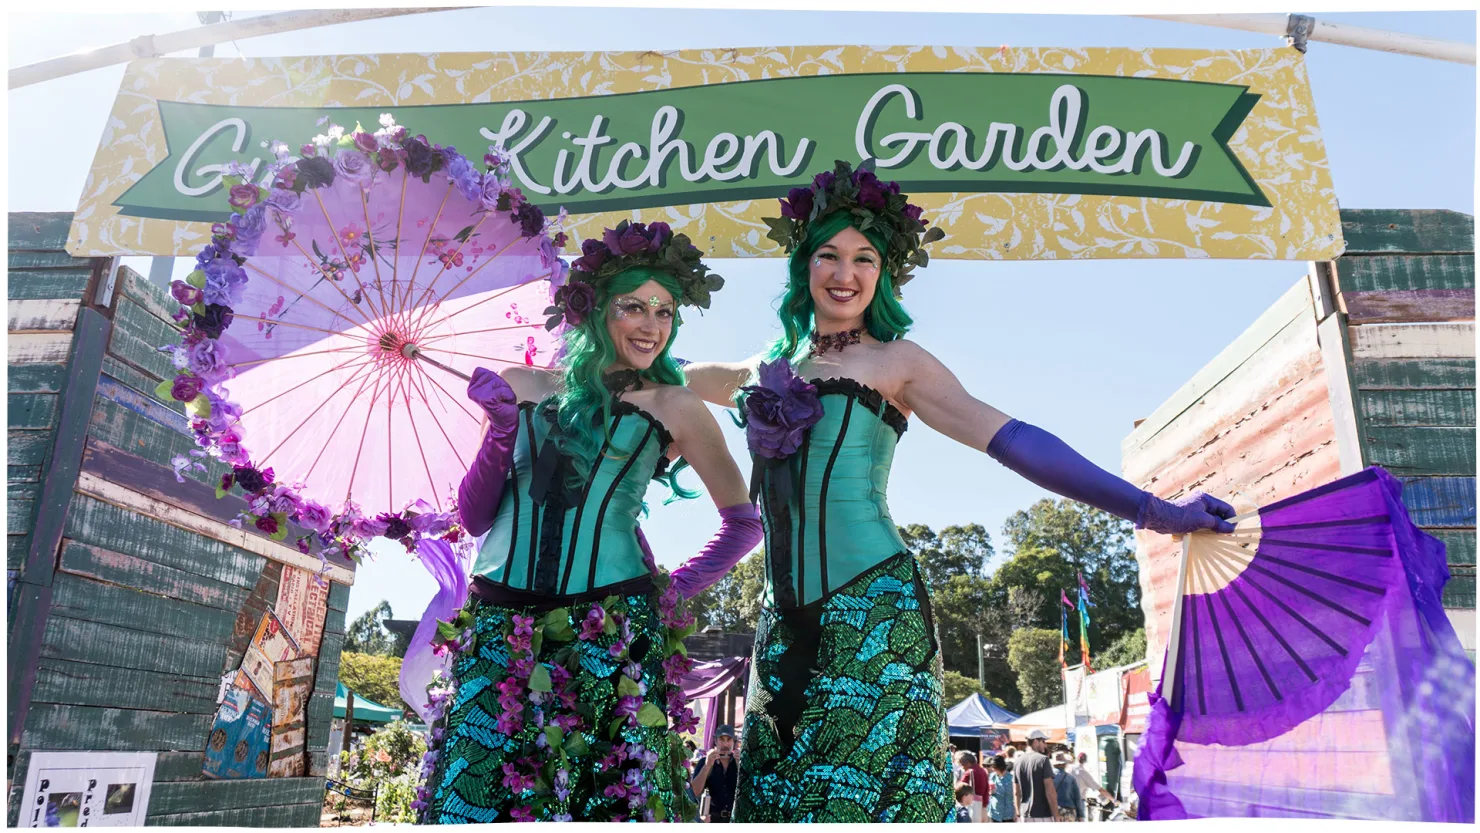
top-left (614, 695), bottom-right (642, 723)
top-left (741, 359), bottom-right (823, 459)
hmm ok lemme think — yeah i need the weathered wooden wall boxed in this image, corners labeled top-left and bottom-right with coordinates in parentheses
top-left (1123, 208), bottom-right (1477, 682)
top-left (6, 212), bottom-right (356, 827)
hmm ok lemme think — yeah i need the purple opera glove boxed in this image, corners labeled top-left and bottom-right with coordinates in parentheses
top-left (456, 368), bottom-right (520, 538)
top-left (986, 419), bottom-right (1236, 534)
top-left (662, 504), bottom-right (764, 599)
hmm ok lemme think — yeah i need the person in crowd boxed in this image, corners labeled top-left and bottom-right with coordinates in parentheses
top-left (1070, 751), bottom-right (1117, 820)
top-left (987, 756), bottom-right (1018, 823)
top-left (1013, 730), bottom-right (1057, 823)
top-left (1051, 752), bottom-right (1082, 822)
top-left (683, 161), bottom-right (1236, 823)
top-left (956, 784), bottom-right (978, 824)
top-left (958, 750), bottom-right (991, 822)
top-left (691, 725), bottom-right (740, 822)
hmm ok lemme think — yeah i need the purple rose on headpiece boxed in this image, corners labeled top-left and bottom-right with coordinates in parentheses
top-left (902, 203), bottom-right (924, 224)
top-left (740, 359), bottom-right (824, 459)
top-left (403, 137), bottom-right (439, 179)
top-left (444, 152), bottom-right (482, 203)
top-left (646, 221), bottom-right (671, 251)
top-left (171, 280), bottom-right (203, 306)
top-left (186, 338), bottom-right (231, 382)
top-left (352, 131), bottom-right (379, 153)
top-left (332, 149), bottom-right (374, 186)
top-left (855, 175), bottom-right (887, 210)
top-left (780, 187), bottom-right (814, 220)
top-left (812, 170), bottom-right (836, 191)
top-left (266, 187), bottom-right (302, 215)
top-left (554, 282), bottom-right (596, 327)
top-left (603, 223), bottom-right (650, 256)
top-left (228, 184), bottom-right (260, 210)
top-left (193, 304), bottom-right (234, 339)
top-left (294, 155), bottom-right (336, 190)
top-left (170, 374), bottom-right (203, 403)
top-left (296, 500), bottom-right (333, 533)
top-left (228, 205), bottom-right (267, 257)
top-left (572, 238), bottom-right (608, 274)
top-left (885, 180), bottom-right (901, 195)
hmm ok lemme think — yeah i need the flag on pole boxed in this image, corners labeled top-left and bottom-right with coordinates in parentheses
top-left (1060, 603), bottom-right (1071, 669)
top-left (1077, 571), bottom-right (1094, 672)
top-left (1061, 589), bottom-right (1076, 610)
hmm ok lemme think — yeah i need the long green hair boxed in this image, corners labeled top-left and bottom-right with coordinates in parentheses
top-left (535, 266), bottom-right (697, 502)
top-left (764, 210), bottom-right (914, 362)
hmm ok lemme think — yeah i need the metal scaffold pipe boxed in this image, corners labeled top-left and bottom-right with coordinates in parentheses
top-left (9, 7), bottom-right (465, 90)
top-left (1137, 13), bottom-right (1476, 65)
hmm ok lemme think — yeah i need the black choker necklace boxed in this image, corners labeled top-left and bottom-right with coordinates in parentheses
top-left (603, 369), bottom-right (644, 395)
top-left (808, 328), bottom-right (863, 356)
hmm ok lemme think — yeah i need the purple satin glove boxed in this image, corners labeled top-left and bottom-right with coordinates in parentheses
top-left (457, 368), bottom-right (521, 538)
top-left (986, 419), bottom-right (1235, 535)
top-left (636, 504), bottom-right (763, 598)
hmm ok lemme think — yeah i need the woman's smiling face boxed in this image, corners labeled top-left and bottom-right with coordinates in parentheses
top-left (606, 279), bottom-right (676, 370)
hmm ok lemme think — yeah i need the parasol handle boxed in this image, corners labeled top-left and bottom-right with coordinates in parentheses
top-left (402, 344), bottom-right (471, 382)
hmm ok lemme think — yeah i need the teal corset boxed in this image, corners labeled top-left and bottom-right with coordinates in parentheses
top-left (471, 400), bottom-right (672, 596)
top-left (756, 378), bottom-right (909, 608)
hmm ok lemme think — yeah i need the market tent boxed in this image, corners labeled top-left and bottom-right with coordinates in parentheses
top-left (947, 693), bottom-right (1021, 736)
top-left (1008, 704), bottom-right (1073, 744)
top-left (334, 682), bottom-right (402, 724)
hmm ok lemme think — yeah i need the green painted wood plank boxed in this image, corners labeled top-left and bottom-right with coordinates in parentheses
top-left (30, 657), bottom-right (218, 714)
top-left (40, 615), bottom-right (226, 678)
top-left (328, 580), bottom-right (351, 612)
top-left (8, 430), bottom-right (51, 467)
top-left (102, 356), bottom-right (180, 409)
top-left (21, 702), bottom-right (212, 751)
top-left (313, 632), bottom-right (345, 695)
top-left (1401, 477), bottom-right (1476, 528)
top-left (57, 540), bottom-right (251, 612)
top-left (9, 212), bottom-right (75, 252)
top-left (1361, 426), bottom-right (1477, 475)
top-left (7, 362), bottom-right (67, 394)
top-left (48, 572), bottom-right (237, 642)
top-left (1336, 254), bottom-right (1475, 293)
top-left (7, 250), bottom-right (92, 270)
top-left (307, 690), bottom-right (335, 735)
top-left (108, 296), bottom-right (181, 381)
top-left (7, 499), bottom-right (35, 535)
top-left (147, 802), bottom-right (323, 828)
top-left (9, 464), bottom-right (43, 482)
top-left (6, 269), bottom-right (91, 302)
top-left (63, 495), bottom-right (265, 588)
top-left (9, 481), bottom-right (40, 501)
top-left (1428, 529), bottom-right (1477, 567)
top-left (323, 605), bottom-right (347, 636)
top-left (87, 396), bottom-right (225, 483)
top-left (151, 751), bottom-right (208, 782)
top-left (9, 534), bottom-right (31, 571)
top-left (1353, 358), bottom-right (1475, 391)
top-left (147, 777), bottom-right (326, 815)
top-left (7, 750), bottom-right (27, 826)
top-left (1442, 575), bottom-right (1476, 609)
top-left (1358, 389), bottom-right (1475, 427)
top-left (119, 265), bottom-right (181, 325)
top-left (1340, 209), bottom-right (1474, 254)
top-left (96, 374), bottom-right (190, 435)
top-left (8, 393), bottom-right (58, 430)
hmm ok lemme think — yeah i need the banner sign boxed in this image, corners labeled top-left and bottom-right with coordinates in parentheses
top-left (70, 46), bottom-right (1343, 261)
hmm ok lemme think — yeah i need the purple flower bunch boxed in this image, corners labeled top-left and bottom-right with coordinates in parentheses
top-left (740, 359), bottom-right (824, 460)
top-left (577, 603), bottom-right (606, 641)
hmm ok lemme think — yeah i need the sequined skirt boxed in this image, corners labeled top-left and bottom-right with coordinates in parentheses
top-left (423, 580), bottom-right (696, 823)
top-left (734, 553), bottom-right (954, 822)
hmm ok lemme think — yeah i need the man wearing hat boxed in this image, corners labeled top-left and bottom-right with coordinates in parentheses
top-left (690, 725), bottom-right (740, 823)
top-left (1051, 751), bottom-right (1082, 822)
top-left (1013, 729), bottom-right (1058, 823)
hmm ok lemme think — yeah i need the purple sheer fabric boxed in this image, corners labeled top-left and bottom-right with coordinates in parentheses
top-left (1135, 468), bottom-right (1475, 822)
top-left (398, 538), bottom-right (472, 721)
top-left (680, 657), bottom-right (751, 749)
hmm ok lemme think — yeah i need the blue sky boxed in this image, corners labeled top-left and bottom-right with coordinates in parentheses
top-left (8, 9), bottom-right (1474, 625)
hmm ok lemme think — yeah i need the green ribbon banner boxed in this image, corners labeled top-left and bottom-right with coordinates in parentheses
top-left (116, 72), bottom-right (1266, 221)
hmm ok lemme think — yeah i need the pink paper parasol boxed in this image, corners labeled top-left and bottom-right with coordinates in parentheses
top-left (165, 116), bottom-right (566, 556)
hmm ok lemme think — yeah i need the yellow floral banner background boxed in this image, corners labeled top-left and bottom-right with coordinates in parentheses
top-left (68, 45), bottom-right (1344, 261)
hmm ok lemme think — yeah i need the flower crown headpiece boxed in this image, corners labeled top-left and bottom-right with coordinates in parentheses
top-left (544, 219), bottom-right (724, 331)
top-left (764, 159), bottom-right (945, 289)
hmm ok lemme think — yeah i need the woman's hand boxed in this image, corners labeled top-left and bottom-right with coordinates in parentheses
top-left (468, 367), bottom-right (519, 436)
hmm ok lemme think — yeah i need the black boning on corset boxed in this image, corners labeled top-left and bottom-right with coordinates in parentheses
top-left (808, 377), bottom-right (908, 438)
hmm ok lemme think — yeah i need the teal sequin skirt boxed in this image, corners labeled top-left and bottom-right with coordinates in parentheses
top-left (734, 553), bottom-right (954, 822)
top-left (423, 580), bottom-right (696, 823)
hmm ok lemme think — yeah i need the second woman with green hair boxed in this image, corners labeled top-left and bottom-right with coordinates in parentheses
top-left (417, 220), bottom-right (762, 822)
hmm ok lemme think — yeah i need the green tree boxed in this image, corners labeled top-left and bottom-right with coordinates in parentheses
top-left (1096, 627), bottom-right (1148, 669)
top-left (941, 669), bottom-right (990, 708)
top-left (687, 550), bottom-right (766, 633)
top-left (339, 651), bottom-right (407, 711)
top-left (900, 523), bottom-right (993, 592)
top-left (345, 600), bottom-right (397, 656)
top-left (1007, 628), bottom-right (1063, 711)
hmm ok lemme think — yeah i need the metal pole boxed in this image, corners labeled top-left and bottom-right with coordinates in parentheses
top-left (1136, 13), bottom-right (1476, 65)
top-left (342, 691), bottom-right (356, 756)
top-left (977, 630), bottom-right (986, 691)
top-left (9, 8), bottom-right (465, 89)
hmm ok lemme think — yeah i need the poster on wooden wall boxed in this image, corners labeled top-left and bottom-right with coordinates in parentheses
top-left (19, 752), bottom-right (157, 827)
top-left (269, 656), bottom-right (316, 778)
top-left (203, 685), bottom-right (272, 780)
top-left (276, 566), bottom-right (330, 656)
top-left (241, 611), bottom-right (303, 704)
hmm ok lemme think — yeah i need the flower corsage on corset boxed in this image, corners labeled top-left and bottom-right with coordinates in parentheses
top-left (738, 359), bottom-right (824, 504)
top-left (764, 158), bottom-right (945, 291)
top-left (544, 219), bottom-right (724, 331)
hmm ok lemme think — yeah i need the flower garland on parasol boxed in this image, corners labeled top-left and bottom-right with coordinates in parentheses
top-left (159, 114), bottom-right (568, 566)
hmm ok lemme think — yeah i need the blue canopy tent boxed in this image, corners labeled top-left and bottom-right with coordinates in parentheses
top-left (947, 694), bottom-right (1021, 754)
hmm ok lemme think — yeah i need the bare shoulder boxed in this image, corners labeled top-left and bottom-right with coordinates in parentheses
top-left (500, 365), bottom-right (558, 402)
top-left (649, 381), bottom-right (709, 416)
top-left (879, 338), bottom-right (946, 380)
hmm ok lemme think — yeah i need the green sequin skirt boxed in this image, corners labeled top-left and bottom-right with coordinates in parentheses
top-left (424, 582), bottom-right (696, 823)
top-left (734, 553), bottom-right (954, 823)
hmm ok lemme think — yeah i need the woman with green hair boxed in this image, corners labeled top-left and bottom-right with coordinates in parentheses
top-left (418, 221), bottom-right (762, 823)
top-left (684, 161), bottom-right (1236, 822)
